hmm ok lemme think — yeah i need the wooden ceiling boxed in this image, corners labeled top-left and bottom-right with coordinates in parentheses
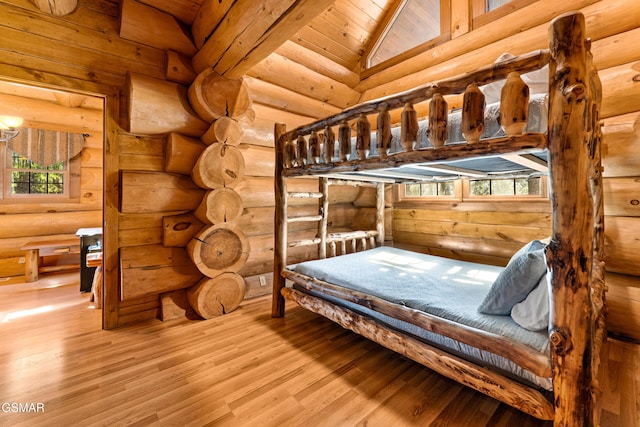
top-left (0, 80), bottom-right (103, 134)
top-left (139, 0), bottom-right (395, 76)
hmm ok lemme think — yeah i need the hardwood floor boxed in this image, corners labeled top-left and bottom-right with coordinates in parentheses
top-left (0, 273), bottom-right (638, 426)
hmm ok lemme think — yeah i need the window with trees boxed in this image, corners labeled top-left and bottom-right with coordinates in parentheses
top-left (402, 176), bottom-right (546, 201)
top-left (0, 139), bottom-right (81, 201)
top-left (8, 152), bottom-right (67, 196)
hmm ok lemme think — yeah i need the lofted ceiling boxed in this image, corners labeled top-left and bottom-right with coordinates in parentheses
top-left (138, 0), bottom-right (395, 78)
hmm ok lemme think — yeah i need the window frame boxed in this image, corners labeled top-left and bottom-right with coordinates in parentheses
top-left (398, 179), bottom-right (462, 202)
top-left (398, 175), bottom-right (548, 203)
top-left (0, 141), bottom-right (81, 203)
top-left (471, 0), bottom-right (538, 29)
top-left (462, 175), bottom-right (548, 201)
top-left (361, 0), bottom-right (451, 78)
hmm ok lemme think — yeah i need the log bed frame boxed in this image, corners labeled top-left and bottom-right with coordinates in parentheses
top-left (272, 12), bottom-right (606, 426)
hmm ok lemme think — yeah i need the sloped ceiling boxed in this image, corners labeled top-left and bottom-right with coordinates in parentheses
top-left (122, 0), bottom-right (395, 83)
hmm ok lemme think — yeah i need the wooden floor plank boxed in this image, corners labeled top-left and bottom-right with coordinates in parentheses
top-left (0, 272), bottom-right (638, 426)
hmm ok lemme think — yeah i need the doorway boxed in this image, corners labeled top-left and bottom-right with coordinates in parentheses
top-left (0, 78), bottom-right (105, 329)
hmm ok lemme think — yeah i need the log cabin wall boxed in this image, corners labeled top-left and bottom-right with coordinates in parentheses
top-left (0, 0), bottom-right (638, 339)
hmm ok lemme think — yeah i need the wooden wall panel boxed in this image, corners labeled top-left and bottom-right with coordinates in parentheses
top-left (393, 204), bottom-right (553, 266)
top-left (602, 112), bottom-right (640, 178)
top-left (604, 178), bottom-right (640, 217)
top-left (606, 272), bottom-right (640, 341)
top-left (605, 216), bottom-right (640, 277)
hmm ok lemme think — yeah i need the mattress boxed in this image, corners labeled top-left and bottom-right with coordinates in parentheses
top-left (289, 246), bottom-right (552, 390)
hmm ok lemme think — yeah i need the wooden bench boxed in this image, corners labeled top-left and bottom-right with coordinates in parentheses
top-left (86, 251), bottom-right (102, 268)
top-left (20, 238), bottom-right (81, 282)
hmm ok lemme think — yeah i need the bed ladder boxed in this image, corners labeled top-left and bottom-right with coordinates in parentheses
top-left (285, 178), bottom-right (385, 260)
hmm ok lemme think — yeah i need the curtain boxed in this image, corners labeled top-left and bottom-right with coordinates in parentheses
top-left (7, 128), bottom-right (87, 166)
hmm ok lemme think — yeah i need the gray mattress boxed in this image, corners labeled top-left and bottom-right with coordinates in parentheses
top-left (289, 246), bottom-right (552, 390)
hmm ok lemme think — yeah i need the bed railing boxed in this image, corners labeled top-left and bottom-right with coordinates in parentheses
top-left (276, 49), bottom-right (551, 178)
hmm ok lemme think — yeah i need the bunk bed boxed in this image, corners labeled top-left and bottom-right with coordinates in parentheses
top-left (272, 12), bottom-right (606, 425)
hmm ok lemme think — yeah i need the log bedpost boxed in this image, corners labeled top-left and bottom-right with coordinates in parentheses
top-left (376, 183), bottom-right (385, 247)
top-left (586, 36), bottom-right (607, 427)
top-left (273, 123), bottom-right (288, 317)
top-left (547, 12), bottom-right (601, 426)
top-left (319, 178), bottom-right (329, 259)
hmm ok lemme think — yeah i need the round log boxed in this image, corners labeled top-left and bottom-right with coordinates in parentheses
top-left (187, 223), bottom-right (250, 277)
top-left (187, 273), bottom-right (246, 319)
top-left (187, 68), bottom-right (251, 122)
top-left (193, 188), bottom-right (243, 224)
top-left (165, 133), bottom-right (206, 174)
top-left (200, 116), bottom-right (243, 146)
top-left (191, 143), bottom-right (245, 189)
top-left (126, 72), bottom-right (208, 137)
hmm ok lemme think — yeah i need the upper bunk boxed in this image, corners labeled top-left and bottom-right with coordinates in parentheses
top-left (274, 48), bottom-right (553, 184)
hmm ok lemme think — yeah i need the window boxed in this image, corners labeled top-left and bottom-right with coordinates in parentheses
top-left (405, 181), bottom-right (456, 197)
top-left (467, 177), bottom-right (543, 197)
top-left (471, 0), bottom-right (538, 28)
top-left (364, 0), bottom-right (450, 71)
top-left (0, 139), bottom-right (81, 202)
top-left (401, 176), bottom-right (547, 201)
top-left (8, 152), bottom-right (67, 196)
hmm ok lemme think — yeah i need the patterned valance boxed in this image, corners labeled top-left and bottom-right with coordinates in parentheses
top-left (7, 128), bottom-right (87, 166)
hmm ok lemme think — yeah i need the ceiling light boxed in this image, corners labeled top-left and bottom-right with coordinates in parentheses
top-left (0, 115), bottom-right (24, 142)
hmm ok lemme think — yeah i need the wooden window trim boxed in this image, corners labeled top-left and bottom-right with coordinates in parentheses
top-left (397, 179), bottom-right (462, 202)
top-left (0, 143), bottom-right (81, 203)
top-left (471, 0), bottom-right (538, 29)
top-left (461, 176), bottom-right (549, 201)
top-left (361, 0), bottom-right (452, 78)
top-left (396, 175), bottom-right (548, 204)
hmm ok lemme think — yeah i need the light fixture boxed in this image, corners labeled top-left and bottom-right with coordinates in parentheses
top-left (0, 115), bottom-right (24, 142)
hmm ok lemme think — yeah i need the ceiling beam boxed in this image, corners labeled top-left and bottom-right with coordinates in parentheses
top-left (500, 153), bottom-right (548, 172)
top-left (192, 0), bottom-right (335, 79)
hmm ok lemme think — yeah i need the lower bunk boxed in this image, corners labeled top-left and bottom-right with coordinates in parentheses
top-left (281, 245), bottom-right (555, 420)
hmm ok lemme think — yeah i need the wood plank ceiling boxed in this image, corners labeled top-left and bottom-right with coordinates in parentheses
top-left (136, 0), bottom-right (395, 80)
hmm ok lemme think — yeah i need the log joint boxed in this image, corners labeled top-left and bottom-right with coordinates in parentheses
top-left (549, 328), bottom-right (571, 355)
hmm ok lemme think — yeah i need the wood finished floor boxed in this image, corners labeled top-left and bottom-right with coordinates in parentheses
top-left (0, 272), bottom-right (638, 427)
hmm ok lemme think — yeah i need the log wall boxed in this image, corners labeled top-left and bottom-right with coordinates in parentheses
top-left (0, 0), bottom-right (637, 338)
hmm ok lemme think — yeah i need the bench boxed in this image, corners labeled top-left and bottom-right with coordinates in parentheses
top-left (20, 238), bottom-right (81, 282)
